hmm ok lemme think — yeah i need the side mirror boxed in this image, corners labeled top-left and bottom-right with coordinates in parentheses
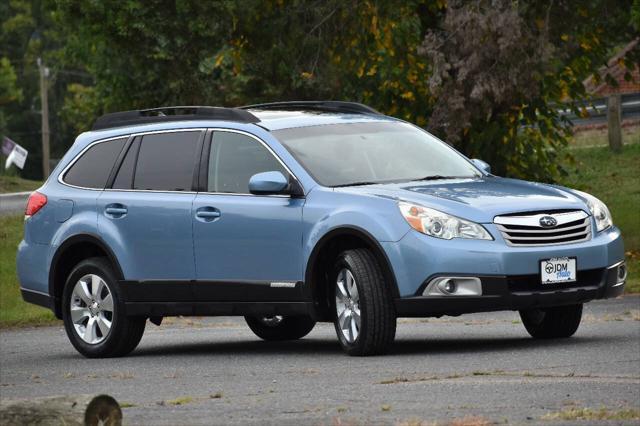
top-left (471, 159), bottom-right (491, 174)
top-left (249, 171), bottom-right (290, 195)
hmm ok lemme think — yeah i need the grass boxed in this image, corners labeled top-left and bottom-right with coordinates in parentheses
top-left (0, 141), bottom-right (637, 328)
top-left (165, 396), bottom-right (194, 406)
top-left (570, 124), bottom-right (640, 149)
top-left (0, 175), bottom-right (42, 194)
top-left (560, 143), bottom-right (640, 292)
top-left (0, 214), bottom-right (58, 327)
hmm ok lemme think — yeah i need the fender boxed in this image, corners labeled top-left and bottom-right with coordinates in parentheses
top-left (49, 233), bottom-right (124, 313)
top-left (305, 225), bottom-right (401, 301)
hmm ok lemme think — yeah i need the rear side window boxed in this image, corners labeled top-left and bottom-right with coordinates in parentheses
top-left (208, 131), bottom-right (287, 193)
top-left (133, 131), bottom-right (201, 191)
top-left (63, 137), bottom-right (126, 189)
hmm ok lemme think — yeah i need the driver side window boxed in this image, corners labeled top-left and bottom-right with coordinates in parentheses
top-left (208, 131), bottom-right (288, 194)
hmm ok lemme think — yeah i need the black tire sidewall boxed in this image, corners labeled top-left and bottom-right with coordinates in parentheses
top-left (62, 258), bottom-right (126, 357)
top-left (520, 304), bottom-right (583, 339)
top-left (331, 254), bottom-right (367, 354)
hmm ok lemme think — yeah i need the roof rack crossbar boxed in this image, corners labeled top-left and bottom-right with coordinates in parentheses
top-left (92, 106), bottom-right (260, 130)
top-left (240, 101), bottom-right (381, 115)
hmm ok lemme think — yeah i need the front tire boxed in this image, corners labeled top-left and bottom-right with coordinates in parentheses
top-left (62, 257), bottom-right (146, 358)
top-left (333, 248), bottom-right (396, 356)
top-left (520, 304), bottom-right (583, 339)
top-left (245, 315), bottom-right (316, 341)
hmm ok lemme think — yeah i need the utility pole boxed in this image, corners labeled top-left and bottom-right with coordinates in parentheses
top-left (38, 57), bottom-right (50, 178)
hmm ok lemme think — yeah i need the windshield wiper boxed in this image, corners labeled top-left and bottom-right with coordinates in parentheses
top-left (332, 181), bottom-right (380, 188)
top-left (414, 175), bottom-right (461, 181)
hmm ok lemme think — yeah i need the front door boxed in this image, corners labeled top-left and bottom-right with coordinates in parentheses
top-left (192, 130), bottom-right (305, 301)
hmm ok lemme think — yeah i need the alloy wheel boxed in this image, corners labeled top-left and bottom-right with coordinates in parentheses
top-left (335, 268), bottom-right (361, 343)
top-left (69, 274), bottom-right (114, 344)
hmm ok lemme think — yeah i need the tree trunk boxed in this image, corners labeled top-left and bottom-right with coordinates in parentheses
top-left (607, 94), bottom-right (623, 152)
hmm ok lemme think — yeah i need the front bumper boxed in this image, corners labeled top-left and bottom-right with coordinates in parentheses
top-left (382, 224), bottom-right (625, 296)
top-left (383, 224), bottom-right (625, 316)
top-left (394, 260), bottom-right (626, 317)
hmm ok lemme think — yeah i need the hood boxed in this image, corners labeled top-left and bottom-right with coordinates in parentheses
top-left (336, 176), bottom-right (589, 223)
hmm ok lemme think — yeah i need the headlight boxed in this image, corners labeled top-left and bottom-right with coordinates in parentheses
top-left (573, 190), bottom-right (612, 232)
top-left (398, 202), bottom-right (493, 240)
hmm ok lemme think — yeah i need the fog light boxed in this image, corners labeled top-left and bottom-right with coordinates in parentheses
top-left (618, 264), bottom-right (627, 282)
top-left (424, 277), bottom-right (482, 296)
top-left (438, 279), bottom-right (457, 294)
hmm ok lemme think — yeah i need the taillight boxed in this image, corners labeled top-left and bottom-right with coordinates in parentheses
top-left (25, 191), bottom-right (47, 217)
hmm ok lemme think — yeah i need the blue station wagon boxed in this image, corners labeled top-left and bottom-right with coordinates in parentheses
top-left (17, 102), bottom-right (627, 357)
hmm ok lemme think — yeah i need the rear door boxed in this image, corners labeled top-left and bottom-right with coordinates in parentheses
top-left (191, 130), bottom-right (305, 301)
top-left (97, 130), bottom-right (204, 282)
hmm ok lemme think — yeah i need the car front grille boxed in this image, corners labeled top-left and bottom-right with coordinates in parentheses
top-left (494, 210), bottom-right (591, 247)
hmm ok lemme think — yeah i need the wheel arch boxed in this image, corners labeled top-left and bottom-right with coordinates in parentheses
top-left (305, 226), bottom-right (399, 321)
top-left (49, 234), bottom-right (124, 319)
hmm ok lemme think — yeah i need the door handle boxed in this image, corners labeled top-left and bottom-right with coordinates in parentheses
top-left (197, 211), bottom-right (220, 218)
top-left (105, 204), bottom-right (128, 218)
top-left (195, 207), bottom-right (221, 222)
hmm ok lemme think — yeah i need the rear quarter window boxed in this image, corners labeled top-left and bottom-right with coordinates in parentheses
top-left (63, 137), bottom-right (127, 189)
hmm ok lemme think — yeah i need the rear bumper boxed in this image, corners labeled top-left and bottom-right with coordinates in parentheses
top-left (394, 261), bottom-right (626, 317)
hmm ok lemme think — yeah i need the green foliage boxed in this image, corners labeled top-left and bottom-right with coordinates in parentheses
top-left (0, 57), bottom-right (23, 142)
top-left (0, 57), bottom-right (22, 106)
top-left (631, 0), bottom-right (640, 30)
top-left (1, 0), bottom-right (637, 181)
top-left (56, 0), bottom-right (237, 113)
top-left (0, 0), bottom-right (80, 179)
top-left (60, 83), bottom-right (98, 133)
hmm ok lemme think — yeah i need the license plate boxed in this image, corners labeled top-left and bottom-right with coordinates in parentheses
top-left (540, 257), bottom-right (577, 284)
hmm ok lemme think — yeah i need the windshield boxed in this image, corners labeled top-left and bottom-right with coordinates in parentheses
top-left (273, 122), bottom-right (481, 187)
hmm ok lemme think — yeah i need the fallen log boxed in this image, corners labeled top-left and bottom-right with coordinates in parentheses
top-left (0, 394), bottom-right (122, 426)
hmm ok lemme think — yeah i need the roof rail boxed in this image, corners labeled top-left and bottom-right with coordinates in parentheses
top-left (240, 101), bottom-right (381, 115)
top-left (92, 106), bottom-right (260, 131)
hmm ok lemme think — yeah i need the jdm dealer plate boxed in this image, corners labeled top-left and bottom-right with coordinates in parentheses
top-left (540, 257), bottom-right (577, 284)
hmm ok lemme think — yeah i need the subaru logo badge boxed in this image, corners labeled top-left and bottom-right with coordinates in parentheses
top-left (539, 215), bottom-right (557, 228)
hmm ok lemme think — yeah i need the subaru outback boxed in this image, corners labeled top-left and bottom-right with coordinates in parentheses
top-left (17, 102), bottom-right (626, 357)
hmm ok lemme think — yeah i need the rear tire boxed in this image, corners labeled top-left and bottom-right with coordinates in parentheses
top-left (245, 315), bottom-right (316, 341)
top-left (62, 257), bottom-right (146, 358)
top-left (332, 248), bottom-right (396, 356)
top-left (520, 304), bottom-right (583, 339)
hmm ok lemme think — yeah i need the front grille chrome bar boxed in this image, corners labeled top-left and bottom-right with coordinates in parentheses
top-left (495, 222), bottom-right (589, 235)
top-left (494, 210), bottom-right (588, 227)
top-left (494, 210), bottom-right (592, 247)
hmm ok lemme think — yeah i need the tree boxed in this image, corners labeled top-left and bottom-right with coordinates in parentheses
top-left (417, 0), bottom-right (638, 180)
top-left (0, 0), bottom-right (79, 179)
top-left (10, 0), bottom-right (636, 181)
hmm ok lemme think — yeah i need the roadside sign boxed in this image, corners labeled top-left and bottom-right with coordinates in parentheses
top-left (3, 137), bottom-right (28, 170)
